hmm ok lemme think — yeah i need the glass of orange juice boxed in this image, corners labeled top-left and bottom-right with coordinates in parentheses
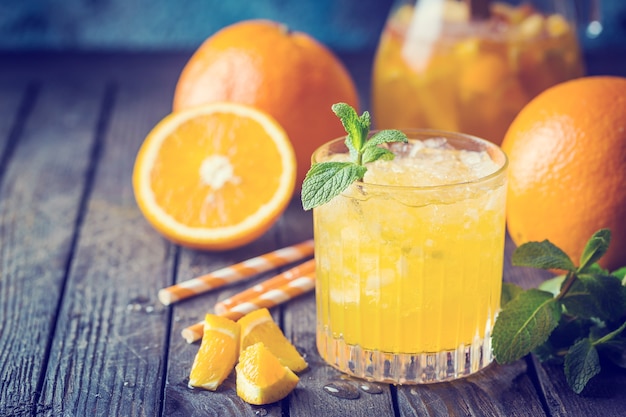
top-left (313, 129), bottom-right (508, 384)
top-left (372, 0), bottom-right (586, 145)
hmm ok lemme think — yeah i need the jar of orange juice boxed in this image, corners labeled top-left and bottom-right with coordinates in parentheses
top-left (372, 0), bottom-right (597, 145)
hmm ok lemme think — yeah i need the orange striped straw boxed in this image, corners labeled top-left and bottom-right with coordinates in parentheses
top-left (213, 258), bottom-right (316, 314)
top-left (181, 273), bottom-right (316, 343)
top-left (158, 239), bottom-right (314, 305)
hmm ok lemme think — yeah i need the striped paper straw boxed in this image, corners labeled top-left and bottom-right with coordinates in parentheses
top-left (181, 273), bottom-right (316, 343)
top-left (213, 258), bottom-right (316, 314)
top-left (158, 239), bottom-right (314, 305)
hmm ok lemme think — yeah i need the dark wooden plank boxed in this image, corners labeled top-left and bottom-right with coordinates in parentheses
top-left (0, 79), bottom-right (104, 416)
top-left (0, 81), bottom-right (30, 164)
top-left (532, 356), bottom-right (626, 416)
top-left (396, 361), bottom-right (546, 416)
top-left (3, 50), bottom-right (624, 416)
top-left (36, 75), bottom-right (175, 416)
top-left (0, 52), bottom-right (189, 87)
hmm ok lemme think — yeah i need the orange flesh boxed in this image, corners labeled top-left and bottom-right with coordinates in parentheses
top-left (150, 113), bottom-right (283, 227)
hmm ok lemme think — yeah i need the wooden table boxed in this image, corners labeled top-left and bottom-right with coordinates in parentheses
top-left (1, 51), bottom-right (626, 417)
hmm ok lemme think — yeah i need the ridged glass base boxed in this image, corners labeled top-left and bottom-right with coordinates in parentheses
top-left (317, 326), bottom-right (494, 384)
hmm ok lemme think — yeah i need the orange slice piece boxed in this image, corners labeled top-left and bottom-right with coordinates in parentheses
top-left (132, 102), bottom-right (296, 250)
top-left (236, 342), bottom-right (300, 405)
top-left (238, 308), bottom-right (307, 372)
top-left (188, 314), bottom-right (240, 390)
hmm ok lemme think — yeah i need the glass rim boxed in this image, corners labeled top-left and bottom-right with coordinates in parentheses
top-left (311, 128), bottom-right (508, 192)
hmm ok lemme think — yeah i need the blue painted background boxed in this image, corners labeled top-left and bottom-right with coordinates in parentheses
top-left (0, 0), bottom-right (623, 54)
top-left (0, 0), bottom-right (393, 53)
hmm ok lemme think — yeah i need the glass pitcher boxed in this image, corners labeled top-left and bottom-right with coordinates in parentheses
top-left (371, 0), bottom-right (600, 145)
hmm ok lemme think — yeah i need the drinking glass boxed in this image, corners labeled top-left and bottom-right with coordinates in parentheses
top-left (313, 129), bottom-right (508, 383)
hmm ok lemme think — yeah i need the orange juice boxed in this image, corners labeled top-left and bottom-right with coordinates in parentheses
top-left (372, 1), bottom-right (584, 145)
top-left (314, 130), bottom-right (507, 383)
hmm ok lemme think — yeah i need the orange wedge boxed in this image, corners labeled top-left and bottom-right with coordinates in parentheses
top-left (132, 102), bottom-right (296, 250)
top-left (188, 314), bottom-right (240, 391)
top-left (238, 308), bottom-right (307, 372)
top-left (236, 342), bottom-right (300, 405)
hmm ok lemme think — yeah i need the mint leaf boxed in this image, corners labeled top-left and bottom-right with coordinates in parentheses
top-left (579, 229), bottom-right (611, 272)
top-left (564, 338), bottom-right (601, 394)
top-left (331, 103), bottom-right (369, 157)
top-left (499, 227), bottom-right (626, 395)
top-left (301, 162), bottom-right (366, 210)
top-left (535, 318), bottom-right (593, 364)
top-left (493, 289), bottom-right (562, 363)
top-left (561, 273), bottom-right (626, 322)
top-left (360, 129), bottom-right (407, 165)
top-left (574, 274), bottom-right (626, 321)
top-left (512, 240), bottom-right (576, 272)
top-left (584, 263), bottom-right (610, 277)
top-left (501, 282), bottom-right (524, 307)
top-left (560, 278), bottom-right (605, 320)
top-left (362, 147), bottom-right (394, 164)
top-left (302, 103), bottom-right (407, 210)
top-left (364, 130), bottom-right (409, 148)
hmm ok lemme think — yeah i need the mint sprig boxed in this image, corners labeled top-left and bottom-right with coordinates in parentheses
top-left (301, 103), bottom-right (408, 210)
top-left (493, 228), bottom-right (626, 394)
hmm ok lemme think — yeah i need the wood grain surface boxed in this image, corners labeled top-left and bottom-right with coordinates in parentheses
top-left (1, 52), bottom-right (625, 417)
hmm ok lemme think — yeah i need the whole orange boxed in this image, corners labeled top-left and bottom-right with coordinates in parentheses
top-left (502, 76), bottom-right (626, 270)
top-left (173, 19), bottom-right (359, 189)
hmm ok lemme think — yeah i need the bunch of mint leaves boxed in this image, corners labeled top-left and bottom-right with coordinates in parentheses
top-left (493, 229), bottom-right (626, 394)
top-left (301, 103), bottom-right (407, 211)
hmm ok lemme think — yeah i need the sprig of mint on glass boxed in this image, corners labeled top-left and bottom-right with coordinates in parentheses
top-left (301, 103), bottom-right (408, 211)
top-left (493, 228), bottom-right (626, 394)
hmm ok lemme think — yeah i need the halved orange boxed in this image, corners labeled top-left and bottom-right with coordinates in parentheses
top-left (188, 314), bottom-right (240, 390)
top-left (236, 342), bottom-right (300, 405)
top-left (238, 308), bottom-right (308, 372)
top-left (132, 102), bottom-right (296, 250)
